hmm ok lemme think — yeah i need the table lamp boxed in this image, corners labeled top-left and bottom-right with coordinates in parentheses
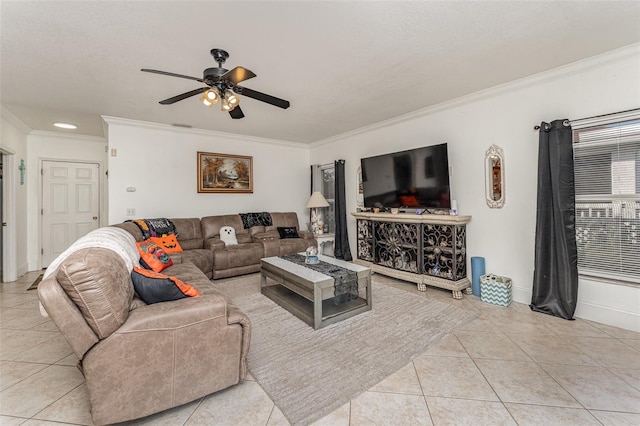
top-left (306, 191), bottom-right (329, 234)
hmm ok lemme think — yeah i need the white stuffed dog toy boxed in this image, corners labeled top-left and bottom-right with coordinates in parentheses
top-left (219, 226), bottom-right (238, 246)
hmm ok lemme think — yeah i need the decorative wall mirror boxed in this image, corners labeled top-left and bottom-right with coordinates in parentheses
top-left (485, 144), bottom-right (505, 208)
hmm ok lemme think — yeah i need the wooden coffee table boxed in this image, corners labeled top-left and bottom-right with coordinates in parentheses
top-left (260, 254), bottom-right (372, 329)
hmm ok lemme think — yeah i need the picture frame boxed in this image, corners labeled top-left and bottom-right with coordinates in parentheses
top-left (197, 152), bottom-right (253, 193)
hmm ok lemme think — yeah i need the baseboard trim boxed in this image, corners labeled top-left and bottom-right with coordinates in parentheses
top-left (575, 300), bottom-right (640, 333)
top-left (513, 284), bottom-right (639, 333)
top-left (17, 262), bottom-right (29, 279)
top-left (511, 285), bottom-right (531, 306)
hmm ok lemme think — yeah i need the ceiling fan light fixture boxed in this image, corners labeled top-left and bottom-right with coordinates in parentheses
top-left (201, 97), bottom-right (213, 108)
top-left (142, 48), bottom-right (290, 119)
top-left (226, 92), bottom-right (239, 107)
top-left (201, 88), bottom-right (219, 107)
top-left (206, 88), bottom-right (219, 101)
top-left (221, 97), bottom-right (233, 111)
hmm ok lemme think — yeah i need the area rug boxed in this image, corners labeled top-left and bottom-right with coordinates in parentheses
top-left (27, 274), bottom-right (44, 291)
top-left (214, 275), bottom-right (479, 426)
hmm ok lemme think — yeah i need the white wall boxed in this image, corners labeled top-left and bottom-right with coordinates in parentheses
top-left (310, 44), bottom-right (640, 332)
top-left (104, 117), bottom-right (310, 225)
top-left (26, 131), bottom-right (108, 271)
top-left (1, 108), bottom-right (30, 280)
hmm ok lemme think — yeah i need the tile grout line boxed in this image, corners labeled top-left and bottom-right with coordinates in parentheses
top-left (412, 358), bottom-right (435, 425)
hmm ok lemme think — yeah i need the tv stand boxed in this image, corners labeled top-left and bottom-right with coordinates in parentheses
top-left (351, 211), bottom-right (471, 299)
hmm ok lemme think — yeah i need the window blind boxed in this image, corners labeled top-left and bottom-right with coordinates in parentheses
top-left (321, 165), bottom-right (336, 233)
top-left (573, 118), bottom-right (640, 284)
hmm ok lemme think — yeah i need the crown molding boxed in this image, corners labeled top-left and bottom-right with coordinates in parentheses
top-left (1, 106), bottom-right (32, 134)
top-left (29, 130), bottom-right (106, 143)
top-left (311, 42), bottom-right (640, 148)
top-left (101, 115), bottom-right (307, 149)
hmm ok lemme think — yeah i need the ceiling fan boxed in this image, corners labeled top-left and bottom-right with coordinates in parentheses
top-left (141, 48), bottom-right (290, 119)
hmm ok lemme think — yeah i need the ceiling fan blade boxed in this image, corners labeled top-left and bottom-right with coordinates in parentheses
top-left (141, 68), bottom-right (204, 83)
top-left (159, 87), bottom-right (209, 105)
top-left (234, 86), bottom-right (290, 109)
top-left (222, 66), bottom-right (257, 85)
top-left (229, 106), bottom-right (245, 119)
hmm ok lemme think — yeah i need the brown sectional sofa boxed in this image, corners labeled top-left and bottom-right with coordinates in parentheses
top-left (114, 212), bottom-right (317, 279)
top-left (38, 211), bottom-right (314, 424)
top-left (38, 236), bottom-right (251, 425)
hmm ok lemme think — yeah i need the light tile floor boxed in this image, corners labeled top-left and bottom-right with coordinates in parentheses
top-left (1, 270), bottom-right (639, 425)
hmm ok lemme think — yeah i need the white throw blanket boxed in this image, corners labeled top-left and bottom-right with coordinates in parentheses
top-left (40, 227), bottom-right (140, 316)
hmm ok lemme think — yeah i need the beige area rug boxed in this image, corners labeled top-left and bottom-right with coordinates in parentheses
top-left (214, 274), bottom-right (479, 426)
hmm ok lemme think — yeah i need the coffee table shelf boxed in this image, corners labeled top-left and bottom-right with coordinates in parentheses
top-left (260, 255), bottom-right (372, 330)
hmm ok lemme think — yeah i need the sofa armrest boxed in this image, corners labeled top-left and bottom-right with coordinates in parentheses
top-left (204, 238), bottom-right (225, 251)
top-left (38, 277), bottom-right (99, 360)
top-left (226, 302), bottom-right (252, 379)
top-left (298, 230), bottom-right (315, 240)
top-left (252, 231), bottom-right (279, 242)
top-left (117, 294), bottom-right (228, 332)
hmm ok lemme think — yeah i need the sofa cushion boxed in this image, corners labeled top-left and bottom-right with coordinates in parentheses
top-left (213, 243), bottom-right (263, 270)
top-left (248, 225), bottom-right (265, 236)
top-left (236, 233), bottom-right (252, 244)
top-left (163, 262), bottom-right (216, 295)
top-left (179, 249), bottom-right (214, 276)
top-left (201, 215), bottom-right (244, 239)
top-left (56, 248), bottom-right (134, 339)
top-left (170, 218), bottom-right (204, 250)
top-left (131, 267), bottom-right (200, 304)
top-left (150, 235), bottom-right (183, 253)
top-left (268, 212), bottom-right (302, 231)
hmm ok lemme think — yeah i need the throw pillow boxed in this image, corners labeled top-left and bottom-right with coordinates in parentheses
top-left (277, 226), bottom-right (299, 239)
top-left (150, 234), bottom-right (183, 253)
top-left (136, 240), bottom-right (173, 272)
top-left (131, 267), bottom-right (200, 304)
top-left (219, 226), bottom-right (238, 246)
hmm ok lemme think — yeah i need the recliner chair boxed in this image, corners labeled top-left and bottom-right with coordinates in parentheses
top-left (38, 247), bottom-right (250, 425)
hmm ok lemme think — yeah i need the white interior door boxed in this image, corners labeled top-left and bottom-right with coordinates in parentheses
top-left (42, 161), bottom-right (100, 267)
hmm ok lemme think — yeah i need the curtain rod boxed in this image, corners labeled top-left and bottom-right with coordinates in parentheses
top-left (532, 107), bottom-right (640, 131)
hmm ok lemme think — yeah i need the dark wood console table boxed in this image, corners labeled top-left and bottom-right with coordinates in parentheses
top-left (351, 212), bottom-right (472, 299)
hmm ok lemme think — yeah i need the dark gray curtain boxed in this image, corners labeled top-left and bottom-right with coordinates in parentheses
top-left (530, 119), bottom-right (578, 320)
top-left (334, 160), bottom-right (352, 261)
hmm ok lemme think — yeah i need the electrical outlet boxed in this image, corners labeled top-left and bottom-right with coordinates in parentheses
top-left (126, 208), bottom-right (135, 216)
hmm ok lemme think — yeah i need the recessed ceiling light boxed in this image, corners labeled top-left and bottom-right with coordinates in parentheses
top-left (53, 122), bottom-right (77, 129)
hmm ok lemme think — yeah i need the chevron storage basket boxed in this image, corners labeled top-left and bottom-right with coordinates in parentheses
top-left (480, 274), bottom-right (512, 307)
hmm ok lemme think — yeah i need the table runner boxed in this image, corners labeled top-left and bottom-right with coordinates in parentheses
top-left (280, 254), bottom-right (358, 305)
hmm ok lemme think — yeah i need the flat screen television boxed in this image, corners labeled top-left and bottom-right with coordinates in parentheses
top-left (361, 143), bottom-right (451, 210)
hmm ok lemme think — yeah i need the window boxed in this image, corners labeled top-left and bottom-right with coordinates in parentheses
top-left (573, 117), bottom-right (640, 284)
top-left (320, 165), bottom-right (335, 233)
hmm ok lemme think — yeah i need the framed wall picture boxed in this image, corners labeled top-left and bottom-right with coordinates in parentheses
top-left (197, 152), bottom-right (253, 193)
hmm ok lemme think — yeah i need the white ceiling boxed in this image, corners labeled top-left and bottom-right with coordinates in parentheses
top-left (2, 1), bottom-right (640, 144)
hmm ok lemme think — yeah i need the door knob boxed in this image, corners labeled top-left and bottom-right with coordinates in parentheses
top-left (92, 216), bottom-right (98, 220)
top-left (1, 222), bottom-right (6, 226)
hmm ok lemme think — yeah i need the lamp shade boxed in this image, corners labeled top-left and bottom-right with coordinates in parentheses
top-left (306, 191), bottom-right (330, 208)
